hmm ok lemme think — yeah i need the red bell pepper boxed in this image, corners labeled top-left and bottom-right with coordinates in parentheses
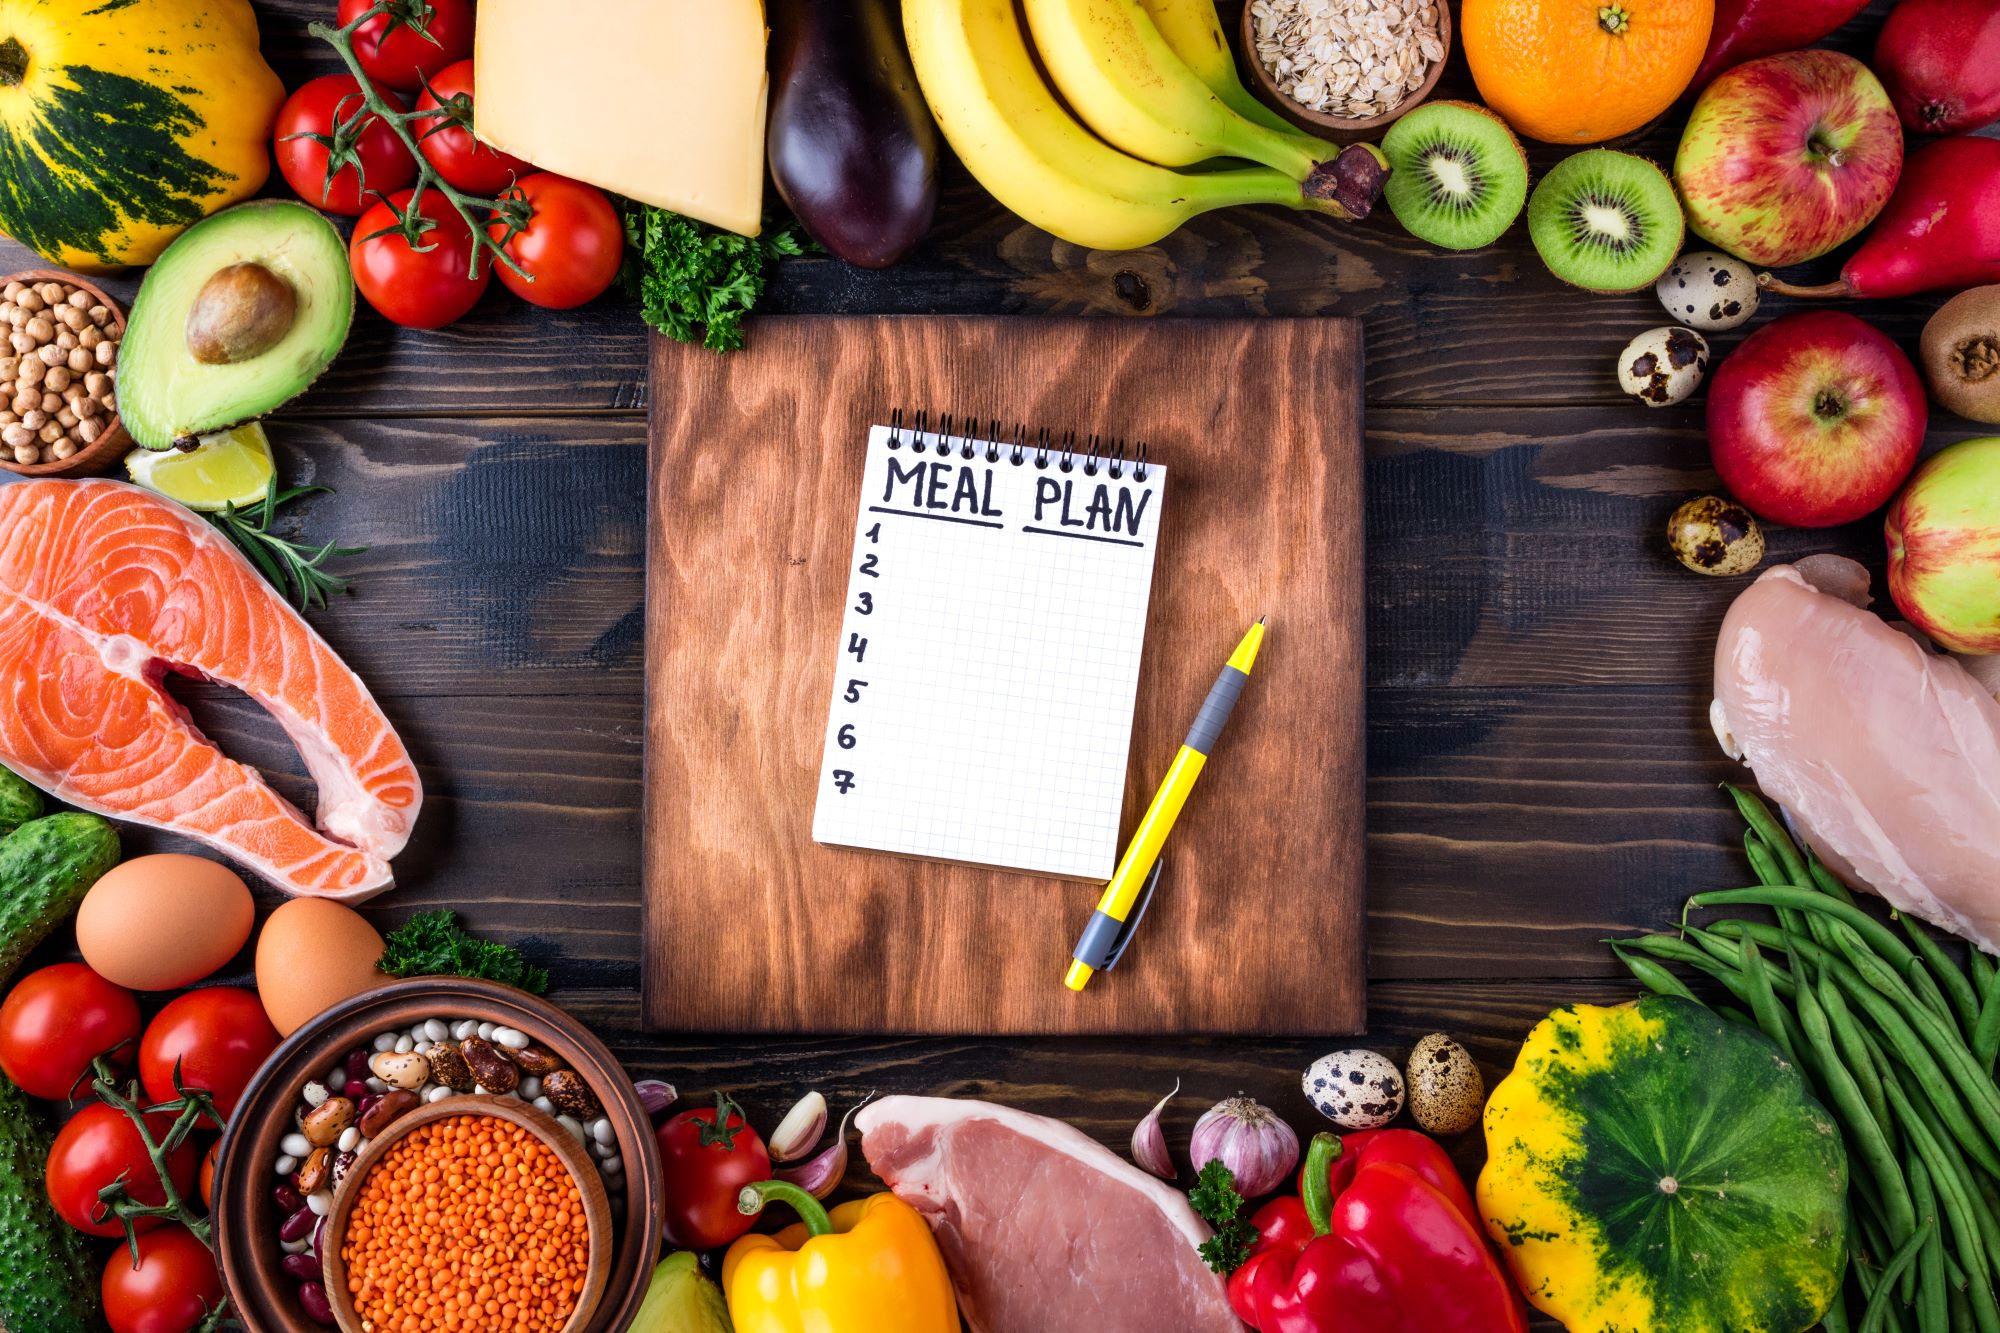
top-left (1226, 1130), bottom-right (1526, 1333)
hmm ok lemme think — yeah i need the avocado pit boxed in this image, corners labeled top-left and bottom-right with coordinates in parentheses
top-left (186, 263), bottom-right (297, 366)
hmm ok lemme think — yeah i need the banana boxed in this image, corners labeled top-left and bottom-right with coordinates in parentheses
top-left (1139, 0), bottom-right (1298, 134)
top-left (1021, 0), bottom-right (1326, 176)
top-left (903, 0), bottom-right (1383, 250)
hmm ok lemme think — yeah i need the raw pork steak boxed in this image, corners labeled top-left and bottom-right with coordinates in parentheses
top-left (856, 1096), bottom-right (1244, 1332)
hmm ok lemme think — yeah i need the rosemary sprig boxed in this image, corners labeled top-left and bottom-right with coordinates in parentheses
top-left (211, 482), bottom-right (366, 611)
top-left (304, 0), bottom-right (533, 281)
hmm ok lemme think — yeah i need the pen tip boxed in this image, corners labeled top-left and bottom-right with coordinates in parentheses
top-left (1257, 614), bottom-right (1267, 625)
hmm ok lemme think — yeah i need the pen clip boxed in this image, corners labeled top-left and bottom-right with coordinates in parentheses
top-left (1099, 860), bottom-right (1165, 973)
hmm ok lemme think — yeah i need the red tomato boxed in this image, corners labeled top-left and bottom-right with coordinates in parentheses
top-left (199, 1140), bottom-right (218, 1211)
top-left (139, 988), bottom-right (279, 1122)
top-left (350, 187), bottom-right (492, 329)
top-left (489, 173), bottom-right (624, 309)
top-left (337, 0), bottom-right (473, 92)
top-left (0, 963), bottom-right (139, 1100)
top-left (48, 1102), bottom-right (197, 1237)
top-left (102, 1223), bottom-right (224, 1333)
top-left (655, 1093), bottom-right (771, 1250)
top-left (413, 60), bottom-right (531, 195)
top-left (273, 74), bottom-right (417, 215)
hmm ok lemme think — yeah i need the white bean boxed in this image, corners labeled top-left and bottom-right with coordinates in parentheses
top-left (532, 1097), bottom-right (555, 1114)
top-left (393, 1034), bottom-right (415, 1054)
top-left (364, 1077), bottom-right (388, 1095)
top-left (275, 1154), bottom-right (298, 1175)
top-left (372, 1032), bottom-right (397, 1053)
top-left (306, 1190), bottom-right (333, 1216)
top-left (281, 1133), bottom-right (312, 1158)
top-left (281, 1237), bottom-right (309, 1255)
top-left (600, 1155), bottom-right (622, 1175)
top-left (556, 1114), bottom-right (586, 1144)
top-left (476, 1022), bottom-right (496, 1041)
top-left (451, 1020), bottom-right (479, 1040)
top-left (337, 1127), bottom-right (360, 1153)
top-left (427, 1086), bottom-right (455, 1103)
top-left (423, 1019), bottom-right (449, 1042)
top-left (493, 1027), bottom-right (530, 1049)
top-left (590, 1138), bottom-right (614, 1160)
top-left (326, 1069), bottom-right (347, 1093)
top-left (517, 1077), bottom-right (541, 1101)
top-left (589, 1118), bottom-right (615, 1146)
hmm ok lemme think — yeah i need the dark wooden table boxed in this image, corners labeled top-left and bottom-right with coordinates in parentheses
top-left (9, 1), bottom-right (1988, 1323)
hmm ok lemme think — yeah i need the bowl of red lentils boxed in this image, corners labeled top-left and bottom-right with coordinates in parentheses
top-left (321, 1096), bottom-right (613, 1333)
top-left (0, 269), bottom-right (127, 477)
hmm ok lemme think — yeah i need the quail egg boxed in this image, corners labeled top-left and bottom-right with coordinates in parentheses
top-left (1668, 494), bottom-right (1765, 577)
top-left (1303, 1049), bottom-right (1405, 1130)
top-left (1404, 1033), bottom-right (1485, 1135)
top-left (1618, 326), bottom-right (1711, 407)
top-left (1656, 250), bottom-right (1759, 331)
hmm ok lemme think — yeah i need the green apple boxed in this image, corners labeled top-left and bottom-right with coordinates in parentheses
top-left (1887, 436), bottom-right (2000, 653)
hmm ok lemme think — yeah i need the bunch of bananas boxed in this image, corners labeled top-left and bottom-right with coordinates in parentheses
top-left (902, 0), bottom-right (1392, 251)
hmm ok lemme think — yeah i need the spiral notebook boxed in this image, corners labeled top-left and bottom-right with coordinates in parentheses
top-left (811, 420), bottom-right (1168, 880)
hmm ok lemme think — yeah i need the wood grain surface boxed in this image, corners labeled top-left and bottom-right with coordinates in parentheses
top-left (3, 1), bottom-right (1986, 1325)
top-left (644, 317), bottom-right (1366, 1034)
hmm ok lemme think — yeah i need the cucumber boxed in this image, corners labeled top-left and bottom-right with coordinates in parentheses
top-left (0, 813), bottom-right (121, 986)
top-left (0, 1071), bottom-right (101, 1331)
top-left (0, 768), bottom-right (40, 841)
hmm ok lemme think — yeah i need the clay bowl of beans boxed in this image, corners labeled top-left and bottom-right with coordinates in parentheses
top-left (0, 269), bottom-right (128, 476)
top-left (321, 1096), bottom-right (613, 1333)
top-left (214, 977), bottom-right (664, 1333)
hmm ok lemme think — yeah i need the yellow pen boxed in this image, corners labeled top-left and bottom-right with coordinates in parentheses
top-left (1065, 617), bottom-right (1266, 992)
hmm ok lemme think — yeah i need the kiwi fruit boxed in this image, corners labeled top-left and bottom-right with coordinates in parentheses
top-left (1526, 150), bottom-right (1684, 293)
top-left (1921, 285), bottom-right (2000, 424)
top-left (1381, 101), bottom-right (1530, 251)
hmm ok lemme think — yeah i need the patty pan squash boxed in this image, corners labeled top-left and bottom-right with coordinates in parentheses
top-left (0, 0), bottom-right (283, 272)
top-left (1479, 995), bottom-right (1847, 1333)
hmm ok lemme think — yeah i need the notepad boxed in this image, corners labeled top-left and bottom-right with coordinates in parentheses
top-left (811, 423), bottom-right (1169, 880)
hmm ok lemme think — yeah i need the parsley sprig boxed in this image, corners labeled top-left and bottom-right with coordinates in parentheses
top-left (1189, 1159), bottom-right (1257, 1276)
top-left (618, 203), bottom-right (807, 353)
top-left (378, 910), bottom-right (550, 994)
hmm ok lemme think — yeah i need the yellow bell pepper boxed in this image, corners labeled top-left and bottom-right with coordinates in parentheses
top-left (722, 1182), bottom-right (958, 1333)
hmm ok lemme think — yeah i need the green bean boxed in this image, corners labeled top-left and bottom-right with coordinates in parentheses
top-left (1716, 1002), bottom-right (1757, 1028)
top-left (1729, 783), bottom-right (1811, 883)
top-left (1892, 1051), bottom-right (2000, 1275)
top-left (1617, 934), bottom-right (1755, 1003)
top-left (1975, 964), bottom-right (2000, 1071)
top-left (1911, 958), bottom-right (1968, 1036)
top-left (1822, 975), bottom-right (1896, 1155)
top-left (1865, 1220), bottom-right (1939, 1333)
top-left (1952, 1287), bottom-right (1977, 1333)
top-left (1973, 948), bottom-right (1995, 999)
top-left (1875, 1046), bottom-right (2000, 1333)
top-left (1800, 968), bottom-right (1919, 1282)
top-left (1912, 1158), bottom-right (1950, 1333)
top-left (1808, 846), bottom-right (1861, 907)
top-left (1612, 946), bottom-right (1699, 1003)
top-left (1903, 915), bottom-right (1982, 1034)
top-left (1746, 829), bottom-right (1791, 887)
top-left (1689, 888), bottom-right (1921, 981)
top-left (1743, 934), bottom-right (1802, 1065)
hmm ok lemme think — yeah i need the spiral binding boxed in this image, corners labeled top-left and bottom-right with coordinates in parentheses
top-left (888, 408), bottom-right (1147, 482)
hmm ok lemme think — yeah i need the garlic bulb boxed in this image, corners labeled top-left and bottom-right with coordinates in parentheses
top-left (1189, 1096), bottom-right (1299, 1198)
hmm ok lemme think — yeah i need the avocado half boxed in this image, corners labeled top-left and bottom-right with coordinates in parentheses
top-left (119, 201), bottom-right (354, 451)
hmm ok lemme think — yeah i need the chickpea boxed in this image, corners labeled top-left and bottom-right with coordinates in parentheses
top-left (39, 392), bottom-right (58, 414)
top-left (54, 330), bottom-right (75, 351)
top-left (88, 305), bottom-right (109, 324)
top-left (44, 365), bottom-right (68, 394)
top-left (36, 422), bottom-right (60, 445)
top-left (20, 409), bottom-right (46, 431)
top-left (18, 354), bottom-right (42, 384)
top-left (2, 424), bottom-right (30, 448)
top-left (73, 395), bottom-right (99, 421)
top-left (77, 419), bottom-right (101, 444)
top-left (50, 437), bottom-right (75, 460)
top-left (11, 444), bottom-right (35, 465)
top-left (1, 282), bottom-right (22, 302)
top-left (55, 407), bottom-right (75, 429)
top-left (14, 289), bottom-right (41, 313)
top-left (10, 393), bottom-right (33, 417)
top-left (94, 341), bottom-right (115, 367)
top-left (35, 283), bottom-right (62, 304)
top-left (24, 315), bottom-right (51, 342)
top-left (0, 358), bottom-right (13, 383)
top-left (58, 306), bottom-right (85, 332)
top-left (8, 331), bottom-right (31, 356)
top-left (66, 347), bottom-right (89, 374)
top-left (84, 372), bottom-right (108, 397)
top-left (78, 326), bottom-right (101, 350)
top-left (67, 289), bottom-right (89, 310)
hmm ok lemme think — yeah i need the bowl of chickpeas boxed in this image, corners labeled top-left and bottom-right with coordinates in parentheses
top-left (0, 270), bottom-right (127, 477)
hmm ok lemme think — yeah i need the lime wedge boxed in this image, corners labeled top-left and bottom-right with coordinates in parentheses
top-left (125, 423), bottom-right (276, 512)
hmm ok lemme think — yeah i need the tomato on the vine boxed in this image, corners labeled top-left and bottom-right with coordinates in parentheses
top-left (489, 173), bottom-right (625, 310)
top-left (351, 187), bottom-right (493, 329)
top-left (414, 60), bottom-right (530, 195)
top-left (274, 74), bottom-right (417, 216)
top-left (654, 1092), bottom-right (771, 1251)
top-left (138, 987), bottom-right (279, 1121)
top-left (198, 1141), bottom-right (218, 1211)
top-left (337, 0), bottom-right (473, 92)
top-left (47, 1102), bottom-right (197, 1238)
top-left (102, 1223), bottom-right (224, 1333)
top-left (0, 963), bottom-right (139, 1100)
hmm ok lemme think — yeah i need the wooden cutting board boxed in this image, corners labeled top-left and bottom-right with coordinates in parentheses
top-left (643, 316), bottom-right (1365, 1035)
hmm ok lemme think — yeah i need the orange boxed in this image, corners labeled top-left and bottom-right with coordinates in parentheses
top-left (1461, 0), bottom-right (1715, 143)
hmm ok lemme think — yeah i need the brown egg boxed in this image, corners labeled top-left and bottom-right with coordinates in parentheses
top-left (255, 898), bottom-right (391, 1037)
top-left (75, 854), bottom-right (253, 990)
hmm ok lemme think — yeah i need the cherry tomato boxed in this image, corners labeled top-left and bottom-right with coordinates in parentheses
top-left (413, 60), bottom-right (531, 195)
top-left (654, 1092), bottom-right (771, 1250)
top-left (0, 963), bottom-right (139, 1100)
top-left (489, 173), bottom-right (624, 310)
top-left (199, 1140), bottom-right (218, 1211)
top-left (48, 1102), bottom-right (197, 1237)
top-left (350, 187), bottom-right (492, 329)
top-left (102, 1223), bottom-right (224, 1333)
top-left (139, 988), bottom-right (279, 1122)
top-left (273, 74), bottom-right (417, 216)
top-left (337, 0), bottom-right (473, 92)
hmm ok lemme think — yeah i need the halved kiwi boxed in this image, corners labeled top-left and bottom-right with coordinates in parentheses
top-left (1526, 150), bottom-right (1684, 294)
top-left (1381, 101), bottom-right (1529, 251)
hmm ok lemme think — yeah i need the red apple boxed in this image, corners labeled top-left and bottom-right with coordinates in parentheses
top-left (1674, 49), bottom-right (1903, 268)
top-left (1887, 437), bottom-right (2000, 653)
top-left (1875, 0), bottom-right (2000, 135)
top-left (1707, 311), bottom-right (1927, 528)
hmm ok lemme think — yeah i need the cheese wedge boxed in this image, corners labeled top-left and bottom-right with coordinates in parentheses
top-left (473, 0), bottom-right (767, 237)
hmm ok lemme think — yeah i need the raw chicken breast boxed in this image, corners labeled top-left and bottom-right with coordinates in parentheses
top-left (1712, 559), bottom-right (2000, 949)
top-left (856, 1096), bottom-right (1244, 1333)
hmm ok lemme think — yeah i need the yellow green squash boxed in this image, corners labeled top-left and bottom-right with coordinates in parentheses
top-left (1479, 996), bottom-right (1847, 1333)
top-left (0, 0), bottom-right (283, 272)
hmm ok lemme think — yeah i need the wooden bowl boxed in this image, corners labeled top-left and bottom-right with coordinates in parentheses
top-left (1239, 0), bottom-right (1453, 141)
top-left (320, 1096), bottom-right (613, 1333)
top-left (0, 269), bottom-right (129, 478)
top-left (214, 978), bottom-right (664, 1333)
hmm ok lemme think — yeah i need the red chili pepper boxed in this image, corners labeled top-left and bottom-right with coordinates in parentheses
top-left (1226, 1130), bottom-right (1527, 1333)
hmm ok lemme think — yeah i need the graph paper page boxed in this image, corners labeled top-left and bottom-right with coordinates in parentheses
top-left (811, 424), bottom-right (1168, 880)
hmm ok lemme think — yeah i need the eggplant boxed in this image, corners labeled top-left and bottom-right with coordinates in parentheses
top-left (767, 0), bottom-right (938, 269)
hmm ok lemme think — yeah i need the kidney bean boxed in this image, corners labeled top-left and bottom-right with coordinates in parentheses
top-left (298, 1281), bottom-right (337, 1326)
top-left (281, 1252), bottom-right (322, 1282)
top-left (358, 1088), bottom-right (418, 1138)
top-left (273, 1183), bottom-right (305, 1214)
top-left (343, 1048), bottom-right (371, 1086)
top-left (279, 1205), bottom-right (317, 1243)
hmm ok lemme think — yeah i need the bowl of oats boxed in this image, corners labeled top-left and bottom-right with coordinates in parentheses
top-left (1242, 0), bottom-right (1452, 138)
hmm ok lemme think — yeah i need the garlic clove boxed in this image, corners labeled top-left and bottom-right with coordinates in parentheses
top-left (634, 1079), bottom-right (679, 1120)
top-left (775, 1094), bottom-right (874, 1200)
top-left (1131, 1080), bottom-right (1180, 1180)
top-left (769, 1090), bottom-right (829, 1163)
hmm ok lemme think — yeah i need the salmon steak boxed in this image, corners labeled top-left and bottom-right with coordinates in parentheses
top-left (0, 479), bottom-right (419, 899)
